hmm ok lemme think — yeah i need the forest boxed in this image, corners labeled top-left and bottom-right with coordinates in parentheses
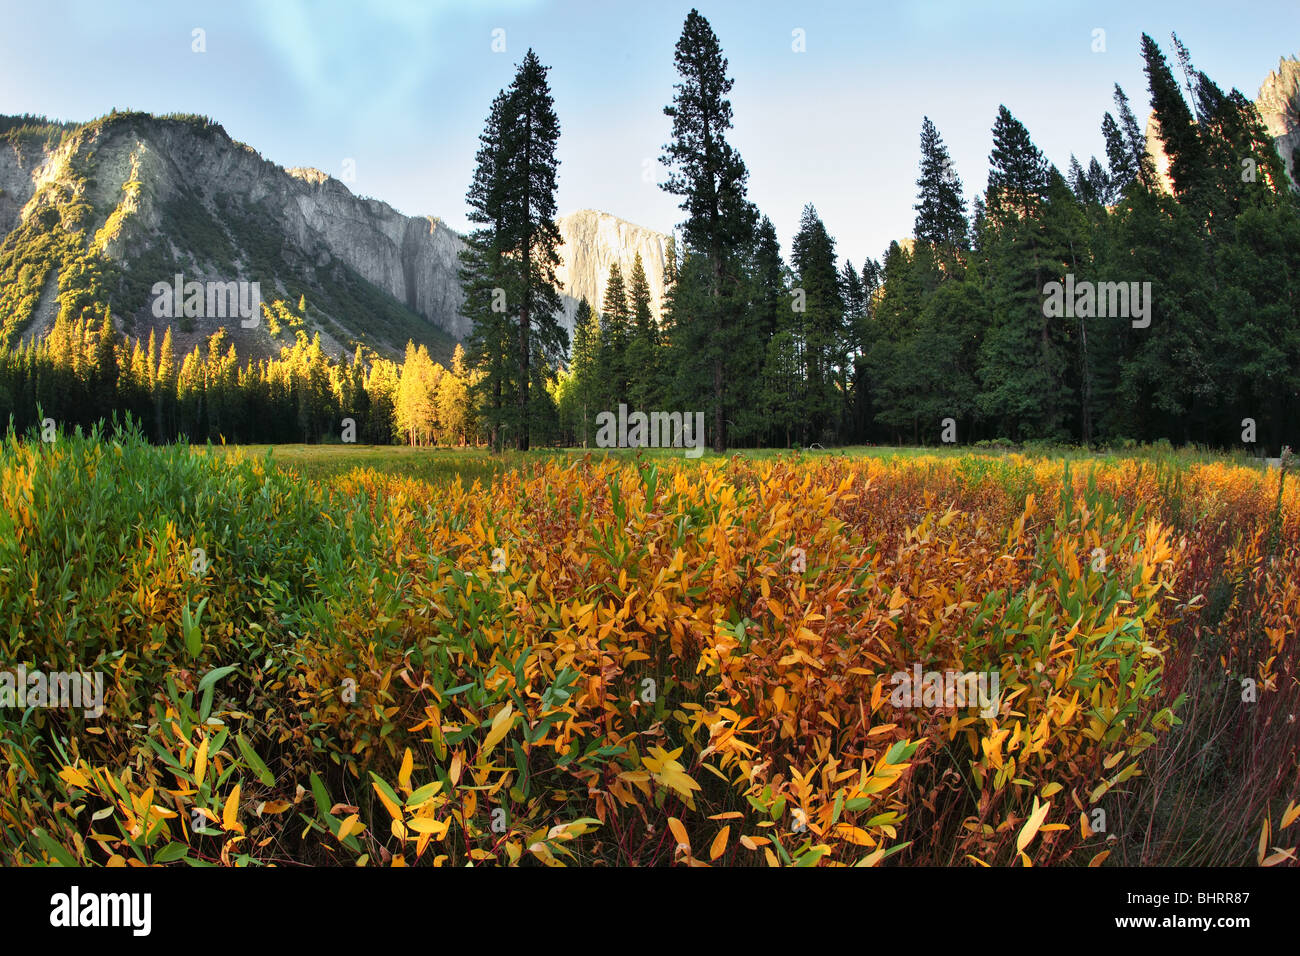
top-left (0, 26), bottom-right (1296, 454)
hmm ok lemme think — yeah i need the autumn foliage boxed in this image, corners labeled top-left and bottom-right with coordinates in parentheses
top-left (1, 429), bottom-right (1297, 865)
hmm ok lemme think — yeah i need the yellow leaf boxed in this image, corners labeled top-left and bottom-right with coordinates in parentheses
top-left (58, 766), bottom-right (92, 790)
top-left (222, 784), bottom-right (243, 834)
top-left (709, 826), bottom-right (730, 861)
top-left (193, 738), bottom-right (208, 784)
top-left (373, 782), bottom-right (402, 821)
top-left (337, 813), bottom-right (362, 842)
top-left (832, 823), bottom-right (875, 846)
top-left (398, 748), bottom-right (413, 793)
top-left (408, 817), bottom-right (449, 837)
top-left (481, 701), bottom-right (516, 758)
top-left (668, 817), bottom-right (690, 854)
top-left (1281, 801), bottom-right (1300, 830)
top-left (1258, 818), bottom-right (1270, 866)
top-left (1088, 850), bottom-right (1110, 867)
top-left (1016, 798), bottom-right (1050, 854)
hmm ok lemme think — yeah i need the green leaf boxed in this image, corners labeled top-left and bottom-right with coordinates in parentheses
top-left (197, 665), bottom-right (238, 695)
top-left (309, 772), bottom-right (332, 820)
top-left (406, 781), bottom-right (441, 807)
top-left (236, 733), bottom-right (275, 787)
top-left (154, 842), bottom-right (189, 863)
top-left (33, 828), bottom-right (77, 866)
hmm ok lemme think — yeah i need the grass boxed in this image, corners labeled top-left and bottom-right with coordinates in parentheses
top-left (208, 440), bottom-right (1276, 486)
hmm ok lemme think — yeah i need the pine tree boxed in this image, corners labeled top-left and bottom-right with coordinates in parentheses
top-left (626, 252), bottom-right (659, 410)
top-left (987, 106), bottom-right (1050, 223)
top-left (1142, 33), bottom-right (1206, 205)
top-left (791, 204), bottom-right (844, 442)
top-left (661, 9), bottom-right (756, 452)
top-left (568, 297), bottom-right (600, 446)
top-left (500, 49), bottom-right (566, 451)
top-left (913, 117), bottom-right (969, 256)
top-left (598, 262), bottom-right (631, 412)
top-left (460, 89), bottom-right (517, 452)
top-left (156, 326), bottom-right (176, 440)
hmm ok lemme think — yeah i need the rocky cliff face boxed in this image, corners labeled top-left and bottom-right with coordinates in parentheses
top-left (280, 166), bottom-right (470, 340)
top-left (554, 210), bottom-right (670, 329)
top-left (1257, 56), bottom-right (1300, 184)
top-left (0, 115), bottom-right (468, 362)
top-left (0, 114), bottom-right (670, 363)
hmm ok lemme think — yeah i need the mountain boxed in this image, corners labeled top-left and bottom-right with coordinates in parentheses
top-left (1257, 56), bottom-right (1300, 184)
top-left (554, 210), bottom-right (670, 328)
top-left (1144, 54), bottom-right (1300, 194)
top-left (0, 111), bottom-right (669, 366)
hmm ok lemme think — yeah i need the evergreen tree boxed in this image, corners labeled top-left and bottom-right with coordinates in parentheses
top-left (987, 105), bottom-right (1050, 223)
top-left (500, 49), bottom-right (566, 451)
top-left (568, 297), bottom-right (600, 446)
top-left (791, 204), bottom-right (844, 442)
top-left (626, 252), bottom-right (660, 410)
top-left (459, 89), bottom-right (515, 452)
top-left (913, 117), bottom-right (969, 255)
top-left (597, 262), bottom-right (631, 411)
top-left (661, 8), bottom-right (756, 452)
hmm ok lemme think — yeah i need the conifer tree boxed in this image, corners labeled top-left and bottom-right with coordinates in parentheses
top-left (661, 9), bottom-right (756, 452)
top-left (626, 253), bottom-right (659, 410)
top-left (598, 262), bottom-right (631, 412)
top-left (987, 105), bottom-right (1050, 223)
top-left (914, 117), bottom-right (969, 255)
top-left (568, 297), bottom-right (600, 446)
top-left (500, 49), bottom-right (566, 451)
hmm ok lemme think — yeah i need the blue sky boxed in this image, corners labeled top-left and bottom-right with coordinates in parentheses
top-left (2, 0), bottom-right (1297, 267)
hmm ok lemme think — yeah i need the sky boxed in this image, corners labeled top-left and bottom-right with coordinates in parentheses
top-left (2, 0), bottom-right (1297, 268)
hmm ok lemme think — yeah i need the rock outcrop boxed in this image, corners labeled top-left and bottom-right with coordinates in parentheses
top-left (1257, 56), bottom-right (1300, 184)
top-left (554, 210), bottom-right (670, 329)
top-left (0, 114), bottom-right (671, 362)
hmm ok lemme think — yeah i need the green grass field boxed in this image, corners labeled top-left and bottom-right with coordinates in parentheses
top-left (209, 440), bottom-right (1271, 486)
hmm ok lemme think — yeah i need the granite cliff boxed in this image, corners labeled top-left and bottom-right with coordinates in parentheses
top-left (0, 112), bottom-right (669, 365)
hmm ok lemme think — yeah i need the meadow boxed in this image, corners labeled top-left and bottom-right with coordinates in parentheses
top-left (1, 428), bottom-right (1296, 866)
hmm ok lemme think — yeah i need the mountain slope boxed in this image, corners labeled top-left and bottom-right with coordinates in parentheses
top-left (0, 112), bottom-right (672, 368)
top-left (0, 112), bottom-right (462, 364)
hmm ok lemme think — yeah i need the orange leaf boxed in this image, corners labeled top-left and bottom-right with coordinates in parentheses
top-left (668, 817), bottom-right (690, 854)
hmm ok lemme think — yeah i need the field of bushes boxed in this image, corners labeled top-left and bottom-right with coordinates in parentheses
top-left (1, 427), bottom-right (1297, 866)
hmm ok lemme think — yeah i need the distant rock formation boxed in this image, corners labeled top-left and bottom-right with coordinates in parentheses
top-left (1257, 56), bottom-right (1300, 184)
top-left (0, 113), bottom-right (671, 364)
top-left (1144, 54), bottom-right (1300, 194)
top-left (554, 210), bottom-right (670, 329)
